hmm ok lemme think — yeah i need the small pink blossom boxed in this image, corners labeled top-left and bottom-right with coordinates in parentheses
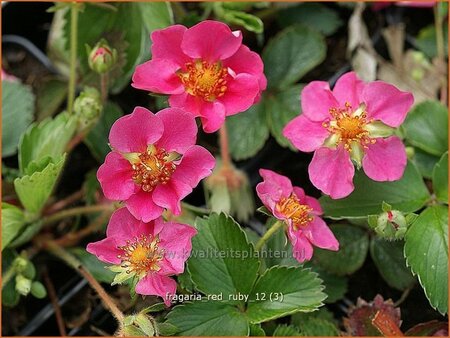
top-left (87, 207), bottom-right (196, 306)
top-left (283, 72), bottom-right (414, 199)
top-left (372, 1), bottom-right (435, 11)
top-left (97, 106), bottom-right (215, 222)
top-left (132, 20), bottom-right (267, 133)
top-left (256, 169), bottom-right (339, 263)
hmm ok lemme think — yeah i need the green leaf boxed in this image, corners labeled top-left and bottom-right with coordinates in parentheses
top-left (415, 24), bottom-right (448, 58)
top-left (165, 301), bottom-right (249, 335)
top-left (137, 2), bottom-right (173, 33)
top-left (227, 101), bottom-right (269, 161)
top-left (310, 265), bottom-right (348, 303)
top-left (314, 224), bottom-right (369, 276)
top-left (370, 238), bottom-right (415, 290)
top-left (2, 80), bottom-right (35, 157)
top-left (177, 269), bottom-right (195, 293)
top-left (85, 102), bottom-right (123, 161)
top-left (403, 101), bottom-right (448, 157)
top-left (246, 266), bottom-right (326, 323)
top-left (296, 317), bottom-right (340, 336)
top-left (412, 148), bottom-right (440, 179)
top-left (405, 205), bottom-right (448, 314)
top-left (70, 247), bottom-right (115, 283)
top-left (8, 221), bottom-right (43, 249)
top-left (36, 78), bottom-right (67, 121)
top-left (187, 213), bottom-right (260, 303)
top-left (249, 323), bottom-right (266, 336)
top-left (277, 3), bottom-right (343, 36)
top-left (432, 152), bottom-right (448, 203)
top-left (265, 85), bottom-right (303, 149)
top-left (221, 9), bottom-right (264, 33)
top-left (18, 113), bottom-right (76, 173)
top-left (14, 155), bottom-right (66, 215)
top-left (273, 324), bottom-right (301, 336)
top-left (320, 161), bottom-right (430, 219)
top-left (263, 25), bottom-right (326, 89)
top-left (1, 203), bottom-right (26, 251)
top-left (2, 275), bottom-right (20, 307)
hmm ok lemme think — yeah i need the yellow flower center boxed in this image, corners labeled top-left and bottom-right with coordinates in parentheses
top-left (118, 234), bottom-right (164, 276)
top-left (178, 60), bottom-right (228, 101)
top-left (323, 102), bottom-right (375, 151)
top-left (131, 146), bottom-right (179, 192)
top-left (276, 193), bottom-right (313, 230)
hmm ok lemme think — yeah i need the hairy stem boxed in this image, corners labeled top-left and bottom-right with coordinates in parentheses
top-left (45, 241), bottom-right (125, 323)
top-left (1, 264), bottom-right (16, 290)
top-left (219, 124), bottom-right (232, 169)
top-left (255, 221), bottom-right (285, 251)
top-left (67, 2), bottom-right (79, 115)
top-left (43, 204), bottom-right (114, 227)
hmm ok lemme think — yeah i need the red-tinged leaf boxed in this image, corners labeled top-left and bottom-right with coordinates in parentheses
top-left (405, 320), bottom-right (448, 336)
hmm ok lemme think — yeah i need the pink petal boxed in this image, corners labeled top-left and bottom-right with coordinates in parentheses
top-left (106, 207), bottom-right (144, 239)
top-left (222, 45), bottom-right (267, 92)
top-left (169, 92), bottom-right (203, 117)
top-left (171, 145), bottom-right (216, 191)
top-left (287, 227), bottom-right (314, 263)
top-left (199, 101), bottom-right (226, 133)
top-left (292, 186), bottom-right (306, 202)
top-left (362, 81), bottom-right (414, 127)
top-left (152, 182), bottom-right (185, 215)
top-left (125, 190), bottom-right (164, 222)
top-left (362, 136), bottom-right (407, 181)
top-left (301, 217), bottom-right (339, 251)
top-left (151, 25), bottom-right (190, 66)
top-left (308, 147), bottom-right (355, 199)
top-left (181, 20), bottom-right (242, 62)
top-left (283, 115), bottom-right (329, 152)
top-left (109, 107), bottom-right (164, 153)
top-left (97, 152), bottom-right (136, 201)
top-left (86, 237), bottom-right (121, 265)
top-left (305, 196), bottom-right (323, 215)
top-left (155, 108), bottom-right (198, 153)
top-left (301, 81), bottom-right (338, 122)
top-left (135, 273), bottom-right (177, 306)
top-left (256, 169), bottom-right (293, 214)
top-left (158, 221), bottom-right (197, 275)
top-left (218, 73), bottom-right (260, 116)
top-left (131, 59), bottom-right (184, 94)
top-left (332, 71), bottom-right (365, 109)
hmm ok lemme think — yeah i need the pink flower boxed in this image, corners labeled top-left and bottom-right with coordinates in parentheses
top-left (372, 1), bottom-right (435, 11)
top-left (283, 72), bottom-right (414, 199)
top-left (87, 207), bottom-right (196, 306)
top-left (97, 106), bottom-right (215, 222)
top-left (132, 20), bottom-right (267, 133)
top-left (256, 169), bottom-right (339, 263)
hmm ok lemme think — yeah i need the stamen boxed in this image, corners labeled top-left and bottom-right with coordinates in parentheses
top-left (324, 102), bottom-right (375, 152)
top-left (276, 193), bottom-right (313, 230)
top-left (131, 147), bottom-right (177, 192)
top-left (178, 60), bottom-right (228, 101)
top-left (117, 234), bottom-right (164, 276)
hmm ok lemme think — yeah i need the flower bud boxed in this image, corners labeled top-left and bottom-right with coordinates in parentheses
top-left (368, 203), bottom-right (415, 240)
top-left (74, 87), bottom-right (102, 129)
top-left (87, 39), bottom-right (117, 74)
top-left (205, 160), bottom-right (254, 222)
top-left (15, 274), bottom-right (32, 296)
top-left (119, 313), bottom-right (157, 337)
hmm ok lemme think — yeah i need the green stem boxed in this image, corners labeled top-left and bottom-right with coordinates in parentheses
top-left (42, 204), bottom-right (114, 226)
top-left (67, 2), bottom-right (79, 115)
top-left (45, 241), bottom-right (125, 323)
top-left (255, 221), bottom-right (285, 251)
top-left (181, 202), bottom-right (210, 214)
top-left (434, 3), bottom-right (447, 104)
top-left (1, 265), bottom-right (16, 289)
top-left (100, 73), bottom-right (109, 104)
